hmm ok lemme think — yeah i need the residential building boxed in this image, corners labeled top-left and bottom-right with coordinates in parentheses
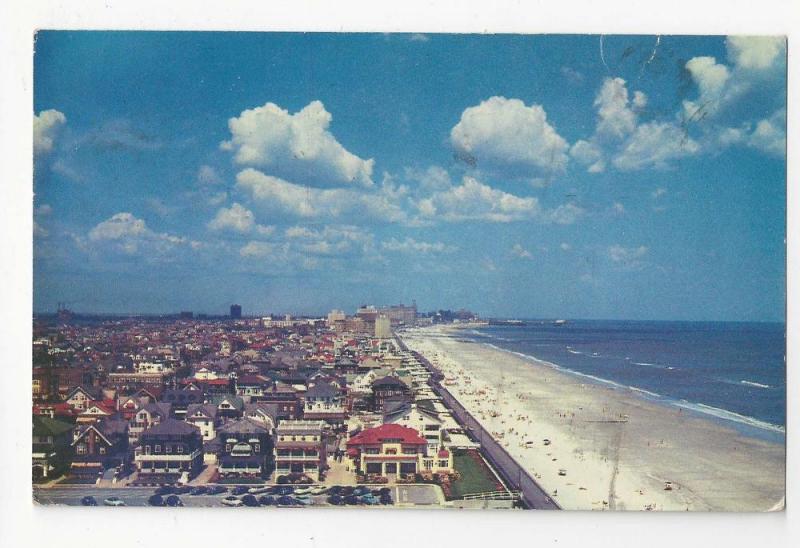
top-left (302, 380), bottom-right (346, 425)
top-left (184, 403), bottom-right (219, 441)
top-left (32, 415), bottom-right (73, 480)
top-left (346, 423), bottom-right (452, 478)
top-left (217, 418), bottom-right (273, 479)
top-left (70, 418), bottom-right (130, 480)
top-left (128, 402), bottom-right (171, 443)
top-left (134, 419), bottom-right (203, 483)
top-left (274, 420), bottom-right (326, 481)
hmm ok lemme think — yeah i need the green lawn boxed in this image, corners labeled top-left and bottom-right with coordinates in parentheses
top-left (449, 451), bottom-right (502, 499)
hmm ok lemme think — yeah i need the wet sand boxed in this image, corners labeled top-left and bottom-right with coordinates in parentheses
top-left (402, 327), bottom-right (785, 511)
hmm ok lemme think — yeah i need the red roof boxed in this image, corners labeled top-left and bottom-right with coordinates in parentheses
top-left (346, 424), bottom-right (426, 447)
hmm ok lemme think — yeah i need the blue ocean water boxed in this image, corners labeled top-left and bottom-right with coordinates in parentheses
top-left (460, 320), bottom-right (786, 435)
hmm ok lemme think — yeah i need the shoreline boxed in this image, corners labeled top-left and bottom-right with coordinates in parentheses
top-left (479, 341), bottom-right (786, 443)
top-left (401, 326), bottom-right (785, 511)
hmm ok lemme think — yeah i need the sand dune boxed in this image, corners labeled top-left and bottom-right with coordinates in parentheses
top-left (402, 327), bottom-right (785, 512)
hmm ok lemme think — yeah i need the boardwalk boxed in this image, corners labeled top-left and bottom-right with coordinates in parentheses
top-left (400, 338), bottom-right (560, 510)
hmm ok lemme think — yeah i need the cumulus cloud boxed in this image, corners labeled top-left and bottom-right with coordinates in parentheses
top-left (284, 224), bottom-right (375, 256)
top-left (88, 212), bottom-right (193, 256)
top-left (613, 121), bottom-right (699, 171)
top-left (450, 96), bottom-right (570, 180)
top-left (235, 168), bottom-right (406, 222)
top-left (34, 109), bottom-right (66, 154)
top-left (416, 176), bottom-right (541, 223)
top-left (221, 100), bottom-right (375, 187)
top-left (726, 36), bottom-right (786, 71)
top-left (382, 237), bottom-right (456, 254)
top-left (511, 244), bottom-right (533, 259)
top-left (747, 109), bottom-right (786, 157)
top-left (207, 202), bottom-right (274, 236)
top-left (571, 78), bottom-right (648, 173)
top-left (594, 77), bottom-right (641, 141)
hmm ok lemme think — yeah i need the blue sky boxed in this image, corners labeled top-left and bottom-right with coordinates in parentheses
top-left (32, 32), bottom-right (786, 320)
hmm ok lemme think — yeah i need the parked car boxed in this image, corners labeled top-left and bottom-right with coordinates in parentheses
top-left (165, 495), bottom-right (183, 507)
top-left (327, 494), bottom-right (345, 506)
top-left (379, 493), bottom-right (393, 505)
top-left (343, 495), bottom-right (361, 505)
top-left (276, 495), bottom-right (297, 506)
top-left (309, 486), bottom-right (328, 496)
top-left (271, 485), bottom-right (294, 496)
top-left (190, 486), bottom-right (208, 496)
top-left (258, 495), bottom-right (276, 506)
top-left (247, 486), bottom-right (271, 495)
top-left (221, 496), bottom-right (243, 507)
top-left (103, 496), bottom-right (125, 507)
top-left (206, 485), bottom-right (227, 495)
top-left (155, 485), bottom-right (175, 496)
top-left (241, 494), bottom-right (260, 507)
top-left (148, 494), bottom-right (165, 506)
top-left (80, 496), bottom-right (97, 506)
top-left (353, 486), bottom-right (370, 496)
top-left (360, 494), bottom-right (380, 505)
top-left (174, 485), bottom-right (192, 495)
top-left (293, 486), bottom-right (313, 496)
top-left (232, 486), bottom-right (250, 496)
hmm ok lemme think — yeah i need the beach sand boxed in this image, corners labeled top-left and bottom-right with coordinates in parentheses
top-left (402, 327), bottom-right (785, 511)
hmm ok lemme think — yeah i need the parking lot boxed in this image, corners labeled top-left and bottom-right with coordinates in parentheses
top-left (33, 483), bottom-right (446, 508)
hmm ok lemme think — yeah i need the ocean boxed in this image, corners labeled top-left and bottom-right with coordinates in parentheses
top-left (458, 320), bottom-right (786, 436)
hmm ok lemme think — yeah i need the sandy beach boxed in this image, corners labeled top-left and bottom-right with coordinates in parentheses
top-left (402, 326), bottom-right (785, 511)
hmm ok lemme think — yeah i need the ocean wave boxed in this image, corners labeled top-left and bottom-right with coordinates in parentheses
top-left (480, 341), bottom-right (784, 436)
top-left (566, 347), bottom-right (582, 355)
top-left (740, 380), bottom-right (772, 389)
top-left (674, 401), bottom-right (785, 434)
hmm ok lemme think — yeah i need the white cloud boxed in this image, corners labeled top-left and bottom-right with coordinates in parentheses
top-left (570, 140), bottom-right (605, 173)
top-left (208, 203), bottom-right (254, 232)
top-left (594, 77), bottom-right (641, 141)
top-left (611, 202), bottom-right (625, 215)
top-left (284, 224), bottom-right (374, 256)
top-left (560, 242), bottom-right (572, 251)
top-left (88, 212), bottom-right (191, 256)
top-left (613, 121), bottom-right (699, 171)
top-left (572, 78), bottom-right (647, 173)
top-left (416, 176), bottom-right (541, 223)
top-left (726, 36), bottom-right (786, 71)
top-left (235, 168), bottom-right (406, 222)
top-left (404, 165), bottom-right (452, 192)
top-left (382, 237), bottom-right (455, 254)
top-left (747, 109), bottom-right (785, 157)
top-left (239, 241), bottom-right (278, 258)
top-left (450, 96), bottom-right (570, 179)
top-left (685, 56), bottom-right (730, 101)
top-left (546, 203), bottom-right (585, 225)
top-left (511, 244), bottom-right (533, 259)
top-left (197, 165), bottom-right (222, 185)
top-left (221, 100), bottom-right (375, 187)
top-left (608, 244), bottom-right (648, 269)
top-left (652, 187), bottom-right (667, 199)
top-left (33, 109), bottom-right (66, 154)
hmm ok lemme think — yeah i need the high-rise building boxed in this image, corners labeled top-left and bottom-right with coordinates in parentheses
top-left (230, 304), bottom-right (242, 319)
top-left (375, 314), bottom-right (392, 339)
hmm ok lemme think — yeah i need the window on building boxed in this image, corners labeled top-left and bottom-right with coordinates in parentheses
top-left (166, 445), bottom-right (172, 454)
top-left (424, 460), bottom-right (433, 470)
top-left (385, 448), bottom-right (397, 455)
top-left (365, 448), bottom-right (379, 455)
top-left (145, 445), bottom-right (151, 455)
top-left (155, 445), bottom-right (161, 453)
top-left (76, 444), bottom-right (87, 455)
top-left (254, 444), bottom-right (260, 453)
top-left (438, 460), bottom-right (448, 467)
top-left (99, 446), bottom-right (106, 455)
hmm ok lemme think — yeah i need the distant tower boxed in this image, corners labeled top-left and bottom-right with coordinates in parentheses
top-left (230, 304), bottom-right (242, 319)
